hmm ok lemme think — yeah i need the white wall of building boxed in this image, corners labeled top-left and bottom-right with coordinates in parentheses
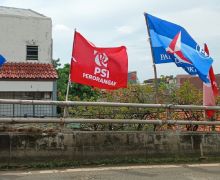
top-left (0, 81), bottom-right (53, 91)
top-left (0, 14), bottom-right (52, 63)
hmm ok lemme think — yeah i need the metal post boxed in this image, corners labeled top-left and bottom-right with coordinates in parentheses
top-left (63, 29), bottom-right (77, 118)
top-left (63, 74), bottom-right (70, 118)
top-left (144, 12), bottom-right (159, 104)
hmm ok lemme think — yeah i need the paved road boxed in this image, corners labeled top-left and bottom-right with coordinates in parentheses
top-left (1, 163), bottom-right (220, 180)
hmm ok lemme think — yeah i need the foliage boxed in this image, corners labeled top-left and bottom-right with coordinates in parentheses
top-left (56, 63), bottom-right (100, 101)
top-left (173, 80), bottom-right (202, 105)
top-left (103, 84), bottom-right (154, 103)
top-left (52, 58), bottom-right (61, 69)
top-left (157, 75), bottom-right (177, 104)
top-left (67, 83), bottom-right (155, 119)
top-left (55, 62), bottom-right (207, 131)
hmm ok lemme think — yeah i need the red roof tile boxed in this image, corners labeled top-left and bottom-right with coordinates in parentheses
top-left (0, 62), bottom-right (58, 79)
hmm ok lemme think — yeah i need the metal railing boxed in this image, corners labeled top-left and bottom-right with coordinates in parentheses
top-left (0, 99), bottom-right (219, 126)
top-left (0, 99), bottom-right (219, 110)
top-left (0, 118), bottom-right (220, 126)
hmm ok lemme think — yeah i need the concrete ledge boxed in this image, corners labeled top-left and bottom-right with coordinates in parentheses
top-left (1, 131), bottom-right (220, 165)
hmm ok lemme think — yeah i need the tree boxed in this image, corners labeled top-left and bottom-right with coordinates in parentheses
top-left (173, 80), bottom-right (202, 105)
top-left (157, 75), bottom-right (177, 104)
top-left (56, 63), bottom-right (100, 101)
top-left (52, 58), bottom-right (61, 69)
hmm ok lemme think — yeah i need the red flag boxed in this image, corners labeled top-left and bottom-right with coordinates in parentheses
top-left (203, 43), bottom-right (218, 118)
top-left (70, 31), bottom-right (128, 90)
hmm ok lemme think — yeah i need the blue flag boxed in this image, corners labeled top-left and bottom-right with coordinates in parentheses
top-left (0, 55), bottom-right (6, 66)
top-left (144, 13), bottom-right (213, 83)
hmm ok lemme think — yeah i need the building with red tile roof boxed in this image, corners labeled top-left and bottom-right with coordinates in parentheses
top-left (0, 62), bottom-right (58, 79)
top-left (0, 6), bottom-right (58, 117)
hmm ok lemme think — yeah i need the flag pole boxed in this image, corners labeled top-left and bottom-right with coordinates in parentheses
top-left (63, 74), bottom-right (70, 117)
top-left (144, 12), bottom-right (159, 104)
top-left (63, 29), bottom-right (77, 118)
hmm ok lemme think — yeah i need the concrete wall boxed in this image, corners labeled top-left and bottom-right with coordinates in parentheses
top-left (1, 131), bottom-right (220, 165)
top-left (0, 81), bottom-right (53, 91)
top-left (0, 14), bottom-right (52, 63)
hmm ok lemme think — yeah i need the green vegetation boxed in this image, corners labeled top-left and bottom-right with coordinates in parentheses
top-left (1, 156), bottom-right (220, 170)
top-left (54, 60), bottom-right (217, 131)
top-left (56, 63), bottom-right (100, 101)
top-left (54, 59), bottom-right (204, 105)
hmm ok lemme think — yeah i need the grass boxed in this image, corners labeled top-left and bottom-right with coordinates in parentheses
top-left (1, 156), bottom-right (220, 170)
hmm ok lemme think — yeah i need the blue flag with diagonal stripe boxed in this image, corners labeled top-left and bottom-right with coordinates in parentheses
top-left (144, 13), bottom-right (213, 83)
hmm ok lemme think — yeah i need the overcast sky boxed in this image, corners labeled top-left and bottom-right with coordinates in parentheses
top-left (1, 0), bottom-right (220, 82)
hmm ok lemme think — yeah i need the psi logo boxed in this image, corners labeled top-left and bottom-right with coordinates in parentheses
top-left (94, 50), bottom-right (110, 78)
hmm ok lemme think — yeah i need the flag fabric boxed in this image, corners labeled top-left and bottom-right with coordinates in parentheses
top-left (70, 31), bottom-right (128, 90)
top-left (204, 44), bottom-right (218, 97)
top-left (0, 54), bottom-right (6, 66)
top-left (144, 13), bottom-right (213, 83)
top-left (203, 43), bottom-right (218, 118)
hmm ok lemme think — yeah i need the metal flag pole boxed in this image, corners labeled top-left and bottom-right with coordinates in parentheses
top-left (144, 12), bottom-right (159, 104)
top-left (63, 74), bottom-right (70, 117)
top-left (63, 29), bottom-right (77, 118)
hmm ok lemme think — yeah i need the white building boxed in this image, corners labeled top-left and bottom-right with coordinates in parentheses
top-left (0, 6), bottom-right (58, 117)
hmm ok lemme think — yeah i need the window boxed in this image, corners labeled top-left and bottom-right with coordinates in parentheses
top-left (44, 92), bottom-right (51, 100)
top-left (0, 92), bottom-right (51, 100)
top-left (0, 92), bottom-right (13, 99)
top-left (26, 45), bottom-right (38, 60)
